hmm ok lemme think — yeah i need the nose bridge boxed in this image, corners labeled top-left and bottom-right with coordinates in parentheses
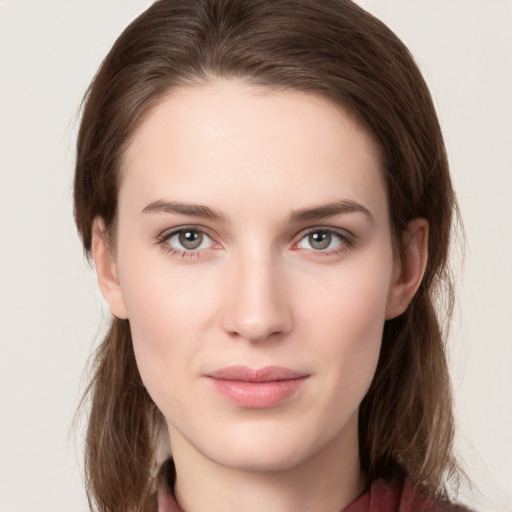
top-left (221, 243), bottom-right (291, 342)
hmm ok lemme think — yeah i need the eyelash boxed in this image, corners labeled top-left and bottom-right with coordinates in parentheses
top-left (156, 226), bottom-right (356, 259)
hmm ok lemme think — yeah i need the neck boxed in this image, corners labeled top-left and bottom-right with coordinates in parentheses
top-left (169, 417), bottom-right (364, 512)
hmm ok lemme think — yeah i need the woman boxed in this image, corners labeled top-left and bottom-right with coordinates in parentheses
top-left (74, 0), bottom-right (468, 510)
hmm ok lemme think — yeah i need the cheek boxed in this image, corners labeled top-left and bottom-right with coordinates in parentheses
top-left (125, 283), bottom-right (198, 421)
top-left (118, 241), bottom-right (217, 339)
top-left (299, 256), bottom-right (393, 344)
top-left (295, 252), bottom-right (394, 393)
top-left (310, 286), bottom-right (385, 384)
top-left (115, 246), bottom-right (221, 407)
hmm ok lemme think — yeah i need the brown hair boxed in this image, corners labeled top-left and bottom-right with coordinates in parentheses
top-left (74, 1), bottom-right (460, 510)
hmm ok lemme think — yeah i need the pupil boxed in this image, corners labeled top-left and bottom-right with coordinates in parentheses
top-left (309, 231), bottom-right (331, 250)
top-left (179, 230), bottom-right (203, 250)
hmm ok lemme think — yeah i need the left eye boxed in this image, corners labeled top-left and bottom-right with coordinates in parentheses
top-left (165, 228), bottom-right (214, 251)
top-left (296, 230), bottom-right (345, 251)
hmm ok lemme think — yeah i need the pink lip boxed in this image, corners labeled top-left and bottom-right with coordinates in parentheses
top-left (206, 366), bottom-right (308, 409)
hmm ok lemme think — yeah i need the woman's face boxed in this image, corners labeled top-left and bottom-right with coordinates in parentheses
top-left (101, 80), bottom-right (405, 472)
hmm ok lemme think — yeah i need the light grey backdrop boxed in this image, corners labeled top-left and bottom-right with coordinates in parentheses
top-left (0, 1), bottom-right (510, 510)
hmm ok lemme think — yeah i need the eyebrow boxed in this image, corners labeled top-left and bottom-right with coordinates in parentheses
top-left (141, 198), bottom-right (373, 224)
top-left (287, 200), bottom-right (373, 223)
top-left (141, 200), bottom-right (227, 222)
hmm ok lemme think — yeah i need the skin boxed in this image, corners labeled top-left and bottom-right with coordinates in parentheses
top-left (93, 79), bottom-right (428, 512)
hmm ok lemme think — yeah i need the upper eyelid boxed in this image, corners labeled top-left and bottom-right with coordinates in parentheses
top-left (159, 225), bottom-right (353, 238)
top-left (158, 224), bottom-right (217, 240)
top-left (294, 225), bottom-right (355, 241)
top-left (155, 224), bottom-right (355, 250)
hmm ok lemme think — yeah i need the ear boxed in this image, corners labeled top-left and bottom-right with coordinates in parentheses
top-left (91, 218), bottom-right (129, 319)
top-left (385, 218), bottom-right (429, 320)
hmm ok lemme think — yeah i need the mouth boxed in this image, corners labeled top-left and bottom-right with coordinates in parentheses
top-left (205, 365), bottom-right (309, 409)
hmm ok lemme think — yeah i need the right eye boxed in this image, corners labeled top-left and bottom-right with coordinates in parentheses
top-left (159, 227), bottom-right (216, 255)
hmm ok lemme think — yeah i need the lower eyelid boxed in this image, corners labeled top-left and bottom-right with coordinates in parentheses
top-left (166, 248), bottom-right (202, 259)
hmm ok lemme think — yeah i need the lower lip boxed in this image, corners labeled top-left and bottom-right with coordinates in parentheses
top-left (207, 377), bottom-right (308, 408)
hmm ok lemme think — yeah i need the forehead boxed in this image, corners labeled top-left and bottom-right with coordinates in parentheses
top-left (120, 79), bottom-right (388, 221)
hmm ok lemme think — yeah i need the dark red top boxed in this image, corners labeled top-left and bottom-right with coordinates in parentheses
top-left (156, 475), bottom-right (470, 512)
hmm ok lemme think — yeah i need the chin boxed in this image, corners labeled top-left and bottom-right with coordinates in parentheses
top-left (200, 424), bottom-right (321, 473)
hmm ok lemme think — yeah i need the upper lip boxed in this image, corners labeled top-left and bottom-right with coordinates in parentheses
top-left (206, 365), bottom-right (307, 382)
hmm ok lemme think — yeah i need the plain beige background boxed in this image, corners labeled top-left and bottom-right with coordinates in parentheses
top-left (0, 1), bottom-right (510, 510)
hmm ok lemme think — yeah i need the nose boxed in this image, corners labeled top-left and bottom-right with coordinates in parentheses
top-left (220, 249), bottom-right (292, 343)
